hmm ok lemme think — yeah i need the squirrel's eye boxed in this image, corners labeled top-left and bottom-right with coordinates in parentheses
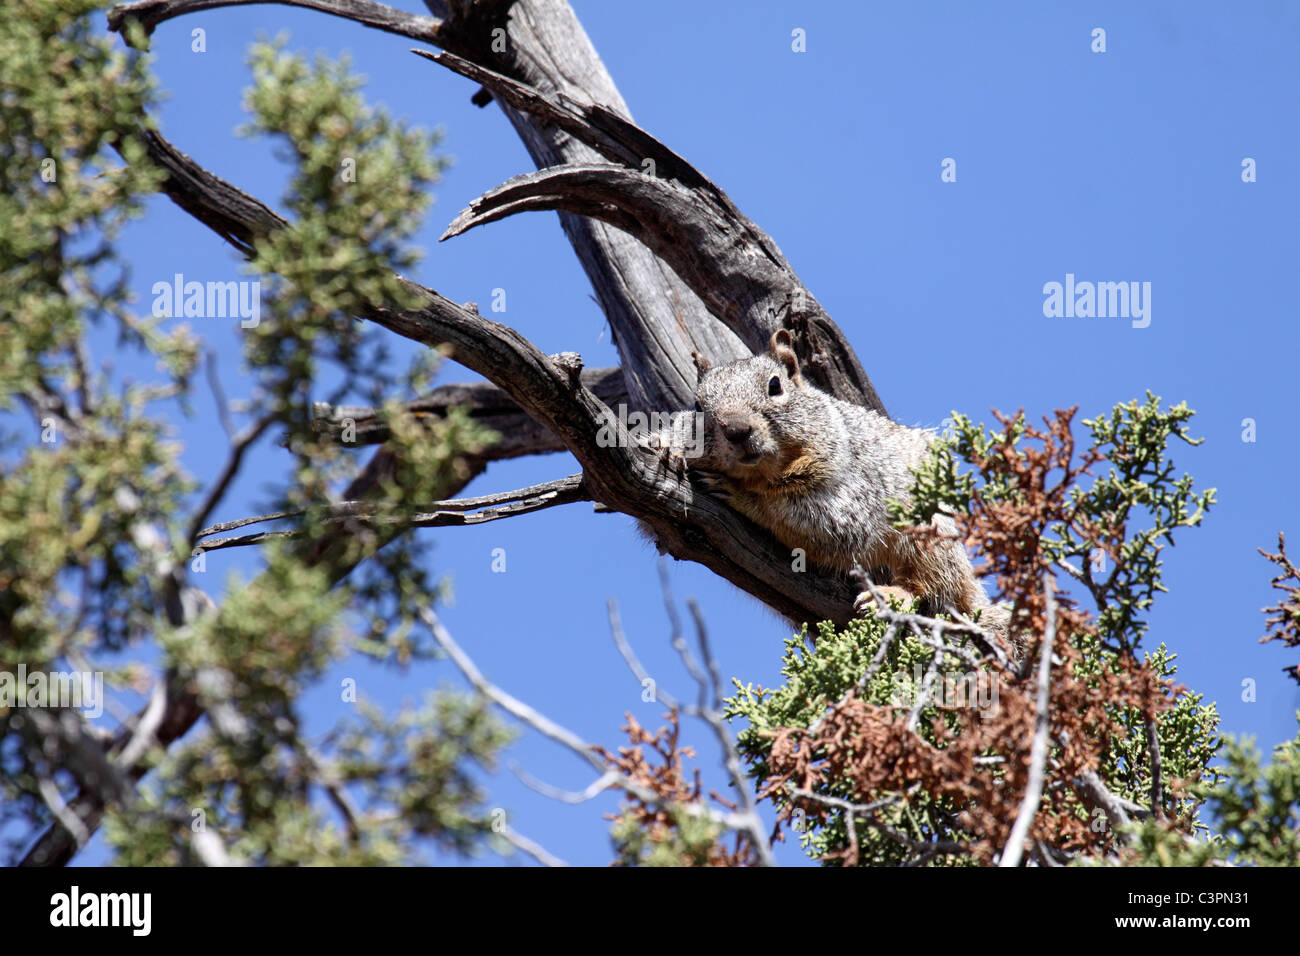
top-left (768, 375), bottom-right (782, 396)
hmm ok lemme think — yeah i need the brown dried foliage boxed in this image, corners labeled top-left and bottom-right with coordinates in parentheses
top-left (596, 710), bottom-right (760, 867)
top-left (762, 409), bottom-right (1179, 865)
top-left (1259, 532), bottom-right (1300, 684)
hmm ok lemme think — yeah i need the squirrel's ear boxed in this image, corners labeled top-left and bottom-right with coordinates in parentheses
top-left (691, 350), bottom-right (712, 383)
top-left (769, 329), bottom-right (801, 382)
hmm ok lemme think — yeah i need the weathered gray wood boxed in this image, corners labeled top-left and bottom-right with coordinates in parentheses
top-left (110, 0), bottom-right (883, 413)
top-left (23, 0), bottom-right (888, 869)
top-left (425, 0), bottom-right (753, 411)
top-left (424, 0), bottom-right (882, 410)
top-left (421, 47), bottom-right (884, 411)
top-left (126, 128), bottom-right (862, 625)
top-left (109, 0), bottom-right (884, 625)
top-left (312, 366), bottom-right (627, 451)
top-left (109, 0), bottom-right (444, 43)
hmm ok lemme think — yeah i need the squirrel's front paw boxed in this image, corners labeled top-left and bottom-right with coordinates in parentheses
top-left (853, 591), bottom-right (873, 617)
top-left (642, 431), bottom-right (689, 478)
top-left (691, 468), bottom-right (733, 502)
top-left (854, 585), bottom-right (916, 617)
top-left (658, 446), bottom-right (689, 478)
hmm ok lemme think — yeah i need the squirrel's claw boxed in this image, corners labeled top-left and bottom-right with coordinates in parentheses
top-left (854, 584), bottom-right (916, 617)
top-left (853, 591), bottom-right (873, 617)
top-left (662, 448), bottom-right (688, 478)
top-left (691, 468), bottom-right (733, 502)
top-left (643, 431), bottom-right (689, 478)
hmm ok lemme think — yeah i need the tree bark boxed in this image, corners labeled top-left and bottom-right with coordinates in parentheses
top-left (19, 0), bottom-right (892, 867)
top-left (426, 0), bottom-right (751, 412)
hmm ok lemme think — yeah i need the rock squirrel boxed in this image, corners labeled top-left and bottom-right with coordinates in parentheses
top-left (661, 329), bottom-right (1001, 626)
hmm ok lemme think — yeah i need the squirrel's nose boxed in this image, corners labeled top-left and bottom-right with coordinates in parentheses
top-left (722, 421), bottom-right (753, 444)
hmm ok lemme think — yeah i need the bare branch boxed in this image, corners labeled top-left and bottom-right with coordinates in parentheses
top-left (204, 349), bottom-right (236, 441)
top-left (905, 626), bottom-right (944, 733)
top-left (421, 606), bottom-right (770, 856)
top-left (853, 569), bottom-right (1010, 670)
top-left (115, 680), bottom-right (170, 771)
top-left (109, 0), bottom-right (443, 44)
top-left (607, 599), bottom-right (681, 712)
top-left (307, 748), bottom-right (362, 846)
top-left (418, 45), bottom-right (882, 409)
top-left (312, 366), bottom-right (627, 450)
top-left (421, 606), bottom-right (608, 776)
top-left (126, 125), bottom-right (865, 625)
top-left (190, 828), bottom-right (242, 867)
top-left (685, 596), bottom-right (774, 868)
top-left (186, 412), bottom-right (277, 546)
top-left (789, 787), bottom-right (968, 860)
top-left (657, 563), bottom-right (708, 700)
top-left (1000, 572), bottom-right (1058, 867)
top-left (36, 777), bottom-right (90, 852)
top-left (609, 579), bottom-right (774, 865)
top-left (511, 765), bottom-right (619, 804)
top-left (1145, 714), bottom-right (1165, 819)
top-left (1073, 766), bottom-right (1134, 835)
top-left (426, 0), bottom-right (752, 412)
top-left (441, 163), bottom-right (882, 411)
top-left (498, 825), bottom-right (568, 868)
top-left (195, 474), bottom-right (590, 551)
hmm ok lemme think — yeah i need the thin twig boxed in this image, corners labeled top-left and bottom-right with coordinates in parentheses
top-left (685, 596), bottom-right (774, 867)
top-left (1000, 572), bottom-right (1058, 867)
top-left (498, 825), bottom-right (569, 868)
top-left (204, 349), bottom-right (235, 441)
top-left (420, 606), bottom-right (764, 843)
top-left (186, 412), bottom-right (277, 546)
top-left (36, 776), bottom-right (90, 850)
top-left (905, 623), bottom-right (945, 732)
top-left (607, 599), bottom-right (681, 711)
top-left (511, 765), bottom-right (622, 805)
top-left (790, 788), bottom-right (967, 859)
top-left (195, 474), bottom-right (588, 547)
top-left (1145, 714), bottom-right (1165, 819)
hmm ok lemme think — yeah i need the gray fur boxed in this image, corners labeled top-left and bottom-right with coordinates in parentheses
top-left (678, 331), bottom-right (998, 624)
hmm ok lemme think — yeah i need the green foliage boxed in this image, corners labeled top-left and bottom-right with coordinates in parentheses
top-left (1124, 722), bottom-right (1300, 866)
top-left (105, 693), bottom-right (513, 865)
top-left (729, 396), bottom-right (1224, 865)
top-left (609, 805), bottom-right (729, 867)
top-left (897, 393), bottom-right (1217, 651)
top-left (1, 3), bottom-right (514, 867)
top-left (0, 1), bottom-right (172, 388)
top-left (0, 0), bottom-right (192, 661)
top-left (1085, 640), bottom-right (1220, 826)
top-left (1074, 397), bottom-right (1215, 647)
top-left (727, 602), bottom-right (1222, 868)
top-left (727, 615), bottom-right (982, 865)
top-left (347, 404), bottom-right (498, 666)
top-left (99, 40), bottom-right (505, 866)
top-left (0, 1), bottom-right (193, 859)
top-left (237, 38), bottom-right (448, 477)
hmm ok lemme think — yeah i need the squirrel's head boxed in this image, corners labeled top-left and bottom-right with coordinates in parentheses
top-left (691, 329), bottom-right (812, 481)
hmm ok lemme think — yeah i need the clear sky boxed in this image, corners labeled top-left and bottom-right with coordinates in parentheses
top-left (64, 0), bottom-right (1300, 865)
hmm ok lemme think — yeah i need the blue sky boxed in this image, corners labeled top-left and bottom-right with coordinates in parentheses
top-left (58, 1), bottom-right (1300, 865)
